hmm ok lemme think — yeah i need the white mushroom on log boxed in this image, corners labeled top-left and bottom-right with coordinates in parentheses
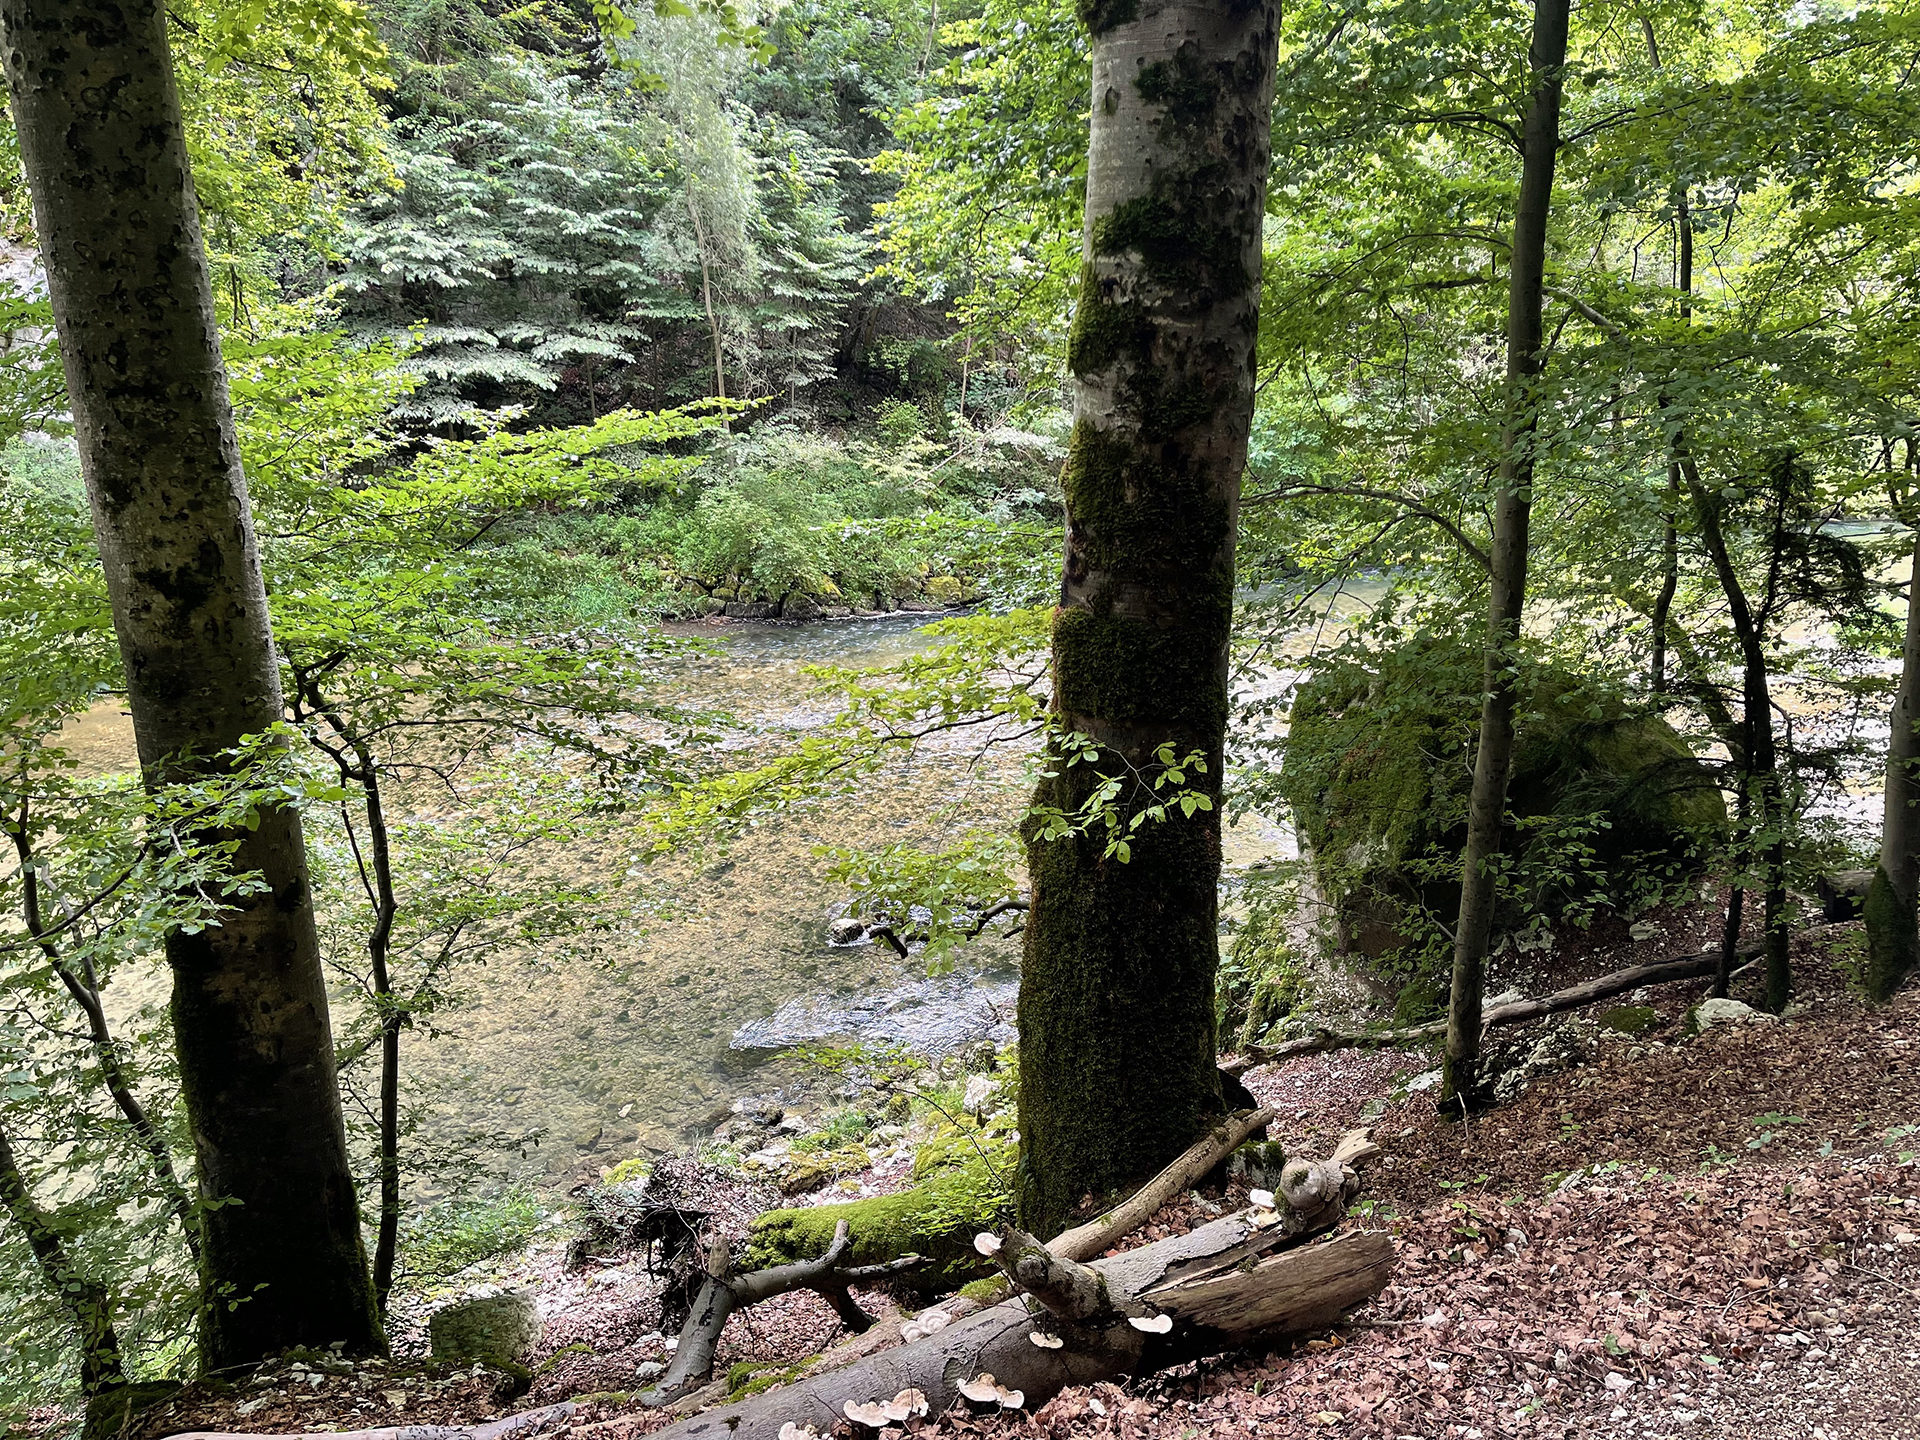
top-left (644, 1125), bottom-right (1392, 1440)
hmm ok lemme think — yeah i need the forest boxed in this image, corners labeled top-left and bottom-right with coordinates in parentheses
top-left (1, 1), bottom-right (1917, 1438)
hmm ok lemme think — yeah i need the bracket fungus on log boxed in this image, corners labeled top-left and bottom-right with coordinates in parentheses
top-left (644, 1129), bottom-right (1392, 1440)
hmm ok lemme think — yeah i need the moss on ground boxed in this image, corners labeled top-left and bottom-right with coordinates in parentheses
top-left (1599, 1005), bottom-right (1659, 1035)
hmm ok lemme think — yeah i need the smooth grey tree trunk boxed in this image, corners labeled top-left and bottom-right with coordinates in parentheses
top-left (0, 0), bottom-right (381, 1363)
top-left (1867, 482), bottom-right (1920, 1001)
top-left (1016, 0), bottom-right (1277, 1233)
top-left (1441, 0), bottom-right (1570, 1113)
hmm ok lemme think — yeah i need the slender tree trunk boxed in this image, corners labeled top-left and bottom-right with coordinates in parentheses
top-left (688, 187), bottom-right (727, 402)
top-left (1867, 492), bottom-right (1920, 1000)
top-left (8, 815), bottom-right (200, 1263)
top-left (0, 0), bottom-right (380, 1363)
top-left (353, 745), bottom-right (405, 1312)
top-left (1016, 0), bottom-right (1277, 1234)
top-left (1442, 0), bottom-right (1570, 1114)
top-left (0, 1122), bottom-right (125, 1396)
top-left (1644, 34), bottom-right (1688, 702)
top-left (1650, 487), bottom-right (1678, 695)
top-left (1716, 877), bottom-right (1744, 998)
top-left (1683, 457), bottom-right (1791, 1012)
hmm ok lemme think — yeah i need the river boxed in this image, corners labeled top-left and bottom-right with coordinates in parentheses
top-left (66, 610), bottom-right (1304, 1197)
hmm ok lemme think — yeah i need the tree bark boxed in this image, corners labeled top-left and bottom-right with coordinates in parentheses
top-left (354, 744), bottom-right (403, 1313)
top-left (0, 1121), bottom-right (126, 1396)
top-left (1682, 455), bottom-right (1791, 1013)
top-left (0, 0), bottom-right (380, 1362)
top-left (1867, 473), bottom-right (1920, 1001)
top-left (1018, 0), bottom-right (1278, 1235)
top-left (1650, 488), bottom-right (1678, 695)
top-left (1442, 0), bottom-right (1570, 1113)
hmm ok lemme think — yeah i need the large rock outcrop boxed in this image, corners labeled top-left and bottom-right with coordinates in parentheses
top-left (1281, 635), bottom-right (1725, 961)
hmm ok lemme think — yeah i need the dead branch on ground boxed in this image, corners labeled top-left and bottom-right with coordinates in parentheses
top-left (1223, 944), bottom-right (1767, 1075)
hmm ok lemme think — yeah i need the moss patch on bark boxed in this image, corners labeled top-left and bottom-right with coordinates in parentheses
top-left (746, 1135), bottom-right (1012, 1289)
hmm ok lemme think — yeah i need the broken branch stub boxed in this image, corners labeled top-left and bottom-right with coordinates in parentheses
top-left (1048, 1105), bottom-right (1278, 1262)
top-left (637, 1220), bottom-right (924, 1406)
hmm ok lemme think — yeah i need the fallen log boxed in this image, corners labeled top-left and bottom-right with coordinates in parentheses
top-left (637, 1221), bottom-right (922, 1405)
top-left (651, 1111), bottom-right (1284, 1403)
top-left (1224, 945), bottom-right (1766, 1075)
top-left (645, 1139), bottom-right (1393, 1440)
top-left (162, 1402), bottom-right (578, 1440)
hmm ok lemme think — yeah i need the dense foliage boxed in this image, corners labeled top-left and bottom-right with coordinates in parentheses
top-left (3, 0), bottom-right (1918, 1423)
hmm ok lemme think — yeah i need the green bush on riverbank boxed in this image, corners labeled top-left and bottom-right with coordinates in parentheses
top-left (511, 422), bottom-right (1061, 622)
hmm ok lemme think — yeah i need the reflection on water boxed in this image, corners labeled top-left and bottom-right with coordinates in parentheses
top-left (402, 613), bottom-right (1035, 1190)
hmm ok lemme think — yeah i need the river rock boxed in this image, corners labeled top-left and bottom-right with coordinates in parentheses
top-left (730, 970), bottom-right (1019, 1056)
top-left (959, 1039), bottom-right (998, 1073)
top-left (1692, 997), bottom-right (1775, 1032)
top-left (429, 1288), bottom-right (542, 1366)
top-left (962, 1073), bottom-right (997, 1118)
top-left (829, 916), bottom-right (869, 945)
top-left (724, 600), bottom-right (778, 619)
top-left (1816, 869), bottom-right (1873, 921)
top-left (782, 593), bottom-right (822, 621)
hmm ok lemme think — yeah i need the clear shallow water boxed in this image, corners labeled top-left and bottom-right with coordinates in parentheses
top-left (62, 603), bottom-right (1325, 1194)
top-left (66, 615), bottom-right (1031, 1191)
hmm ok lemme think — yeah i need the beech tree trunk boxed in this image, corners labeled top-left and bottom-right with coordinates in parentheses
top-left (0, 0), bottom-right (381, 1362)
top-left (1442, 0), bottom-right (1570, 1113)
top-left (1017, 0), bottom-right (1278, 1235)
top-left (1867, 500), bottom-right (1920, 1001)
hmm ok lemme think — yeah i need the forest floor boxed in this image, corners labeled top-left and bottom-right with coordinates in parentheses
top-left (117, 925), bottom-right (1919, 1440)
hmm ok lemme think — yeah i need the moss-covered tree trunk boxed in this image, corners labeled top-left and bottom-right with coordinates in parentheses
top-left (1441, 0), bottom-right (1570, 1113)
top-left (1015, 0), bottom-right (1277, 1235)
top-left (1867, 495), bottom-right (1920, 1001)
top-left (0, 0), bottom-right (381, 1363)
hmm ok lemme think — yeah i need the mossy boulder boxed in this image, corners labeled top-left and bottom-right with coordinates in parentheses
top-left (429, 1288), bottom-right (542, 1366)
top-left (747, 1131), bottom-right (1012, 1290)
top-left (1282, 634), bottom-right (1725, 959)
